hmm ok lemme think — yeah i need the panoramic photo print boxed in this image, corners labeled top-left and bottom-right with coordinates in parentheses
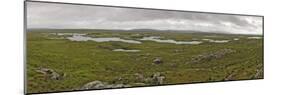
top-left (25, 1), bottom-right (263, 94)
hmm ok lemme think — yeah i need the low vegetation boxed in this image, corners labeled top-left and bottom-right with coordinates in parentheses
top-left (26, 29), bottom-right (263, 93)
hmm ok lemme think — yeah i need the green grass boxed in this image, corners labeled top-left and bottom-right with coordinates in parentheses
top-left (26, 29), bottom-right (263, 93)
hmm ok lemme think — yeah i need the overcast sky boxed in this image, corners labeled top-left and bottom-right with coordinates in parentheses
top-left (26, 2), bottom-right (263, 35)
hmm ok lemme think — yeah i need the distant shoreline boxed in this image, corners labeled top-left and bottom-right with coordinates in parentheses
top-left (26, 28), bottom-right (263, 36)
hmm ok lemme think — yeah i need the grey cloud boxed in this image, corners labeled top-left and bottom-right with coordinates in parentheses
top-left (26, 2), bottom-right (263, 35)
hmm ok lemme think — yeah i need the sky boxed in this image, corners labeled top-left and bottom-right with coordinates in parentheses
top-left (26, 2), bottom-right (263, 35)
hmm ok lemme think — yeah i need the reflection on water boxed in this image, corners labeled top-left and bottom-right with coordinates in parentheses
top-left (233, 38), bottom-right (239, 40)
top-left (202, 39), bottom-right (229, 43)
top-left (248, 37), bottom-right (262, 39)
top-left (67, 35), bottom-right (142, 44)
top-left (49, 33), bottom-right (87, 36)
top-left (113, 49), bottom-right (140, 52)
top-left (140, 36), bottom-right (202, 45)
top-left (51, 33), bottom-right (256, 45)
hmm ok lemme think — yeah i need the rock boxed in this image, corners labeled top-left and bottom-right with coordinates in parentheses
top-left (112, 77), bottom-right (121, 84)
top-left (50, 72), bottom-right (60, 80)
top-left (224, 71), bottom-right (236, 81)
top-left (190, 49), bottom-right (236, 64)
top-left (132, 83), bottom-right (146, 86)
top-left (80, 80), bottom-right (131, 90)
top-left (35, 68), bottom-right (62, 80)
top-left (106, 84), bottom-right (131, 88)
top-left (254, 69), bottom-right (263, 78)
top-left (142, 72), bottom-right (165, 85)
top-left (224, 74), bottom-right (234, 81)
top-left (152, 72), bottom-right (161, 78)
top-left (80, 81), bottom-right (106, 90)
top-left (151, 72), bottom-right (165, 85)
top-left (134, 73), bottom-right (145, 81)
top-left (153, 58), bottom-right (163, 64)
top-left (156, 76), bottom-right (165, 84)
top-left (144, 77), bottom-right (153, 83)
top-left (153, 73), bottom-right (163, 84)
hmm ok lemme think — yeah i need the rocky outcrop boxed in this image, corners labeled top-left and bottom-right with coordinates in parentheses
top-left (151, 72), bottom-right (165, 85)
top-left (80, 81), bottom-right (105, 90)
top-left (80, 80), bottom-right (131, 90)
top-left (140, 72), bottom-right (165, 85)
top-left (134, 73), bottom-right (145, 81)
top-left (189, 49), bottom-right (236, 64)
top-left (106, 84), bottom-right (131, 88)
top-left (132, 83), bottom-right (147, 86)
top-left (81, 72), bottom-right (166, 90)
top-left (35, 68), bottom-right (64, 80)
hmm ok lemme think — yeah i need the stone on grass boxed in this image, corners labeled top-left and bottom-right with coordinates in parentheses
top-left (35, 68), bottom-right (62, 80)
top-left (190, 49), bottom-right (236, 64)
top-left (80, 80), bottom-right (131, 90)
top-left (80, 81), bottom-right (105, 90)
top-left (153, 58), bottom-right (163, 64)
top-left (152, 72), bottom-right (165, 84)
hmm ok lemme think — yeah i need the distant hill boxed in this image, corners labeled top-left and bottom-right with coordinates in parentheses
top-left (26, 28), bottom-right (261, 36)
